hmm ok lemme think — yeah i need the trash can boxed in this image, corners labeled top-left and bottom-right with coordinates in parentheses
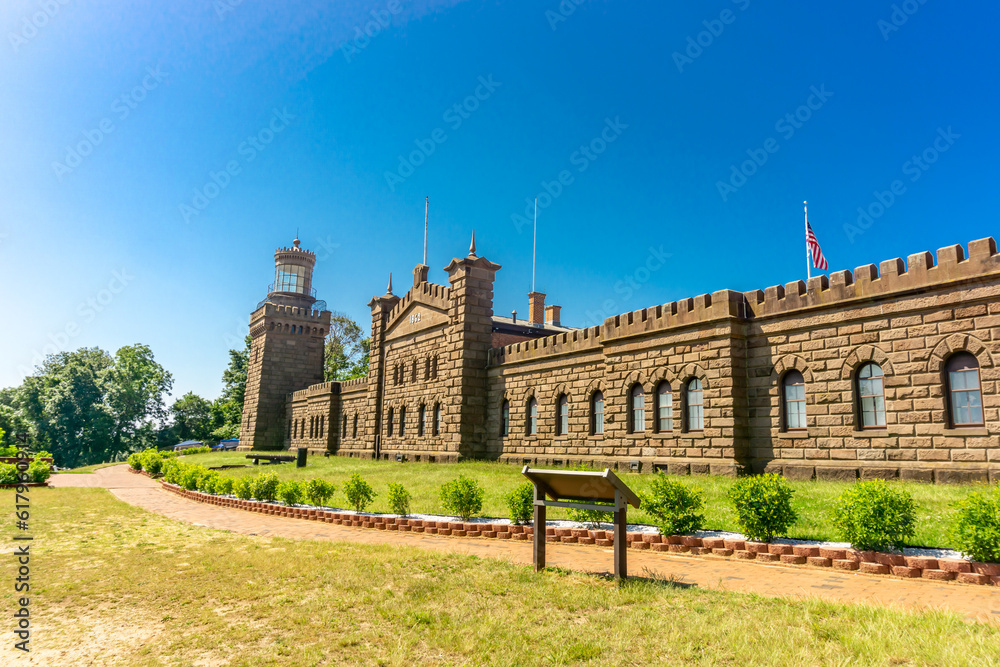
top-left (296, 447), bottom-right (307, 468)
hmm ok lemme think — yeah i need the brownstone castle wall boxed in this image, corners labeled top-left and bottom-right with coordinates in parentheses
top-left (249, 236), bottom-right (1000, 483)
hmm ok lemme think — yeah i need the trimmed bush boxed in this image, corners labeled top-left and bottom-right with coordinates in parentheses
top-left (343, 473), bottom-right (376, 512)
top-left (569, 506), bottom-right (613, 529)
top-left (215, 476), bottom-right (234, 496)
top-left (0, 462), bottom-right (18, 484)
top-left (179, 465), bottom-right (206, 491)
top-left (277, 481), bottom-right (303, 506)
top-left (127, 453), bottom-right (143, 471)
top-left (641, 475), bottom-right (705, 536)
top-left (505, 482), bottom-right (534, 525)
top-left (233, 477), bottom-right (253, 500)
top-left (387, 483), bottom-right (412, 516)
top-left (440, 475), bottom-right (485, 521)
top-left (304, 479), bottom-right (336, 507)
top-left (162, 460), bottom-right (182, 485)
top-left (141, 451), bottom-right (164, 475)
top-left (27, 461), bottom-right (51, 484)
top-left (728, 473), bottom-right (797, 542)
top-left (250, 472), bottom-right (280, 502)
top-left (832, 480), bottom-right (917, 552)
top-left (950, 483), bottom-right (1000, 563)
top-left (198, 470), bottom-right (221, 494)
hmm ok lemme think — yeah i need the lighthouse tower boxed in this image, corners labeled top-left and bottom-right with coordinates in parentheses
top-left (239, 238), bottom-right (331, 450)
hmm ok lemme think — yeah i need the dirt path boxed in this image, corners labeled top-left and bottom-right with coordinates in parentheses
top-left (52, 466), bottom-right (1000, 624)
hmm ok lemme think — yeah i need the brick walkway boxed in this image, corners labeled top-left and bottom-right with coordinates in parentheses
top-left (53, 466), bottom-right (1000, 624)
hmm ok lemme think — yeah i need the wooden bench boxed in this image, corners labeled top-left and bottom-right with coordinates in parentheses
top-left (246, 454), bottom-right (296, 465)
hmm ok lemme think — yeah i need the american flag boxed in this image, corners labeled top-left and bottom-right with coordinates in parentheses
top-left (806, 221), bottom-right (828, 271)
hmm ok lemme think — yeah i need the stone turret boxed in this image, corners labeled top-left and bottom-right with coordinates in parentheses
top-left (239, 238), bottom-right (331, 450)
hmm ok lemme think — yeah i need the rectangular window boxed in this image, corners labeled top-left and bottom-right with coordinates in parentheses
top-left (419, 407), bottom-right (426, 436)
top-left (950, 369), bottom-right (984, 425)
top-left (784, 383), bottom-right (806, 430)
top-left (529, 401), bottom-right (538, 435)
top-left (657, 386), bottom-right (673, 432)
top-left (593, 394), bottom-right (604, 435)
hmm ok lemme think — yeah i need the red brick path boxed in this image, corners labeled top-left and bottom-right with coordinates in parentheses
top-left (52, 466), bottom-right (1000, 624)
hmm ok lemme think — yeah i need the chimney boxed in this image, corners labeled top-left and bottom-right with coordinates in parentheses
top-left (545, 304), bottom-right (561, 327)
top-left (528, 292), bottom-right (546, 326)
top-left (413, 264), bottom-right (429, 287)
top-left (511, 309), bottom-right (517, 324)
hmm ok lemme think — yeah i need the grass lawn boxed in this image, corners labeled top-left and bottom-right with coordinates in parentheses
top-left (3, 486), bottom-right (999, 666)
top-left (111, 451), bottom-right (983, 549)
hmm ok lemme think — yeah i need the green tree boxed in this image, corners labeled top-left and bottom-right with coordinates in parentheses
top-left (23, 348), bottom-right (114, 468)
top-left (103, 344), bottom-right (173, 455)
top-left (211, 335), bottom-right (251, 440)
top-left (324, 312), bottom-right (370, 381)
top-left (169, 392), bottom-right (214, 442)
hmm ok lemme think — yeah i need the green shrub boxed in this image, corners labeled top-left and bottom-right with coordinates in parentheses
top-left (641, 475), bottom-right (705, 536)
top-left (179, 465), bottom-right (205, 491)
top-left (569, 506), bottom-right (613, 529)
top-left (0, 444), bottom-right (19, 457)
top-left (728, 473), bottom-right (797, 542)
top-left (198, 470), bottom-right (221, 494)
top-left (440, 475), bottom-right (485, 521)
top-left (277, 480), bottom-right (304, 506)
top-left (832, 480), bottom-right (917, 552)
top-left (35, 450), bottom-right (52, 460)
top-left (141, 450), bottom-right (164, 475)
top-left (387, 483), bottom-right (412, 516)
top-left (161, 459), bottom-right (181, 484)
top-left (250, 472), bottom-right (280, 502)
top-left (304, 479), bottom-right (336, 507)
top-left (950, 483), bottom-right (1000, 563)
top-left (27, 461), bottom-right (51, 484)
top-left (233, 477), bottom-right (253, 500)
top-left (343, 473), bottom-right (376, 512)
top-left (215, 476), bottom-right (234, 496)
top-left (0, 462), bottom-right (18, 484)
top-left (127, 453), bottom-right (143, 471)
top-left (505, 482), bottom-right (535, 525)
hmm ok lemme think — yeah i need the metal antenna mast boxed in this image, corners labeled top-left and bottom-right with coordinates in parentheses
top-left (423, 196), bottom-right (429, 265)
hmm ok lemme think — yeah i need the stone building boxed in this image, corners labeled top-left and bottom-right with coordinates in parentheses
top-left (241, 234), bottom-right (1000, 483)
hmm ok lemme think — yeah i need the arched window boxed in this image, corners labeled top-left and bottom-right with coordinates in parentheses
top-left (387, 408), bottom-right (394, 437)
top-left (352, 414), bottom-right (358, 438)
top-left (309, 416), bottom-right (314, 438)
top-left (527, 398), bottom-right (538, 435)
top-left (425, 357), bottom-right (431, 381)
top-left (782, 371), bottom-right (806, 431)
top-left (685, 378), bottom-right (704, 431)
top-left (629, 385), bottom-right (645, 433)
top-left (399, 406), bottom-right (406, 436)
top-left (320, 416), bottom-right (325, 438)
top-left (411, 359), bottom-right (418, 383)
top-left (393, 365), bottom-right (399, 386)
top-left (342, 415), bottom-right (348, 438)
top-left (946, 353), bottom-right (984, 427)
top-left (856, 362), bottom-right (886, 429)
top-left (556, 394), bottom-right (569, 436)
top-left (432, 356), bottom-right (438, 380)
top-left (418, 405), bottom-right (426, 436)
top-left (655, 382), bottom-right (673, 433)
top-left (591, 391), bottom-right (605, 435)
top-left (433, 403), bottom-right (442, 435)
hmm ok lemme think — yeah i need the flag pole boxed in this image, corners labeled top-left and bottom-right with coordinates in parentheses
top-left (423, 196), bottom-right (429, 265)
top-left (804, 200), bottom-right (811, 281)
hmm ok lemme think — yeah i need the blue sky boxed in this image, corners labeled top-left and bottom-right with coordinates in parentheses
top-left (2, 0), bottom-right (998, 401)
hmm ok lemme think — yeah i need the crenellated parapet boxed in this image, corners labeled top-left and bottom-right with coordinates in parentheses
top-left (601, 289), bottom-right (746, 342)
top-left (491, 325), bottom-right (603, 365)
top-left (746, 237), bottom-right (1000, 318)
top-left (340, 377), bottom-right (369, 394)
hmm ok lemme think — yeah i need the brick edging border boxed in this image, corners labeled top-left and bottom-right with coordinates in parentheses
top-left (155, 479), bottom-right (1000, 587)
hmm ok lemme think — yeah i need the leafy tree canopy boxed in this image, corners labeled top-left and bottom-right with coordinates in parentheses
top-left (324, 312), bottom-right (370, 382)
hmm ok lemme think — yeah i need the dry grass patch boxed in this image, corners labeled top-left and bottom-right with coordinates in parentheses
top-left (1, 487), bottom-right (999, 665)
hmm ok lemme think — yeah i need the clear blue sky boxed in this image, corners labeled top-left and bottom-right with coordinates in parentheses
top-left (2, 0), bottom-right (998, 401)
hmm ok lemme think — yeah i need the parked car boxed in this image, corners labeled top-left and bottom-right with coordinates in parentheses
top-left (173, 440), bottom-right (204, 451)
top-left (211, 439), bottom-right (240, 451)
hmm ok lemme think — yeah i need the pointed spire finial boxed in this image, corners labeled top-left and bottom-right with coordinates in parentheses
top-left (469, 229), bottom-right (477, 257)
top-left (293, 229), bottom-right (300, 249)
top-left (387, 272), bottom-right (393, 295)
